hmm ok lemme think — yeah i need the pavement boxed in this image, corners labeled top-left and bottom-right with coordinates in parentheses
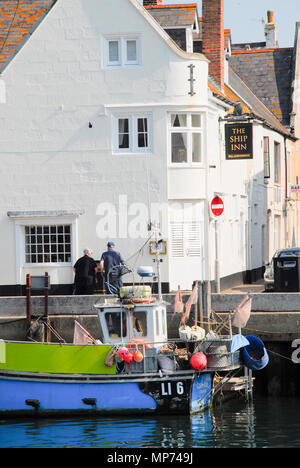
top-left (221, 279), bottom-right (265, 294)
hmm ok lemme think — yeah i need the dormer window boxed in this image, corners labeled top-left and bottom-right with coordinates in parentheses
top-left (103, 35), bottom-right (141, 68)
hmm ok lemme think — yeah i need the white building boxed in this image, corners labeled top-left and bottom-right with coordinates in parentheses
top-left (0, 0), bottom-right (295, 295)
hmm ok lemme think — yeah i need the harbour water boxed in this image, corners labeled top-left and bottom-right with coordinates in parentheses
top-left (1, 396), bottom-right (300, 449)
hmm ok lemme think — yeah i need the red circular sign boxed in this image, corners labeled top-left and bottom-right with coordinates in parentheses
top-left (211, 196), bottom-right (224, 217)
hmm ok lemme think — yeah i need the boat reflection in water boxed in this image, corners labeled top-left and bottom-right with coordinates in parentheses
top-left (2, 397), bottom-right (298, 448)
top-left (0, 409), bottom-right (215, 448)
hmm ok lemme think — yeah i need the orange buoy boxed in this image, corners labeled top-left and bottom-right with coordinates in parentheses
top-left (133, 351), bottom-right (144, 362)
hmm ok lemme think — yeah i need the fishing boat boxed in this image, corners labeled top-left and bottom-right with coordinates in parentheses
top-left (0, 230), bottom-right (268, 418)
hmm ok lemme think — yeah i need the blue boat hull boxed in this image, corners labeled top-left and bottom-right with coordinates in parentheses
top-left (0, 371), bottom-right (214, 417)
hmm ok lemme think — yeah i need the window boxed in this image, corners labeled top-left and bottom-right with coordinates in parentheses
top-left (104, 36), bottom-right (140, 68)
top-left (8, 211), bottom-right (81, 285)
top-left (113, 114), bottom-right (152, 153)
top-left (154, 308), bottom-right (166, 336)
top-left (24, 225), bottom-right (72, 264)
top-left (105, 312), bottom-right (127, 338)
top-left (108, 40), bottom-right (120, 65)
top-left (274, 142), bottom-right (281, 184)
top-left (126, 40), bottom-right (137, 63)
top-left (169, 113), bottom-right (203, 165)
top-left (132, 311), bottom-right (147, 337)
top-left (263, 137), bottom-right (270, 178)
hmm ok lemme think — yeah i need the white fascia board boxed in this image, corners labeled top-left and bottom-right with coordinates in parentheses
top-left (208, 91), bottom-right (232, 110)
top-left (128, 0), bottom-right (208, 63)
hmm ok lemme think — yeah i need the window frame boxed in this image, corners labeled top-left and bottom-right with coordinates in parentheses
top-left (168, 112), bottom-right (203, 167)
top-left (103, 35), bottom-right (141, 69)
top-left (112, 113), bottom-right (152, 154)
top-left (24, 224), bottom-right (72, 266)
top-left (274, 141), bottom-right (281, 184)
top-left (9, 215), bottom-right (79, 285)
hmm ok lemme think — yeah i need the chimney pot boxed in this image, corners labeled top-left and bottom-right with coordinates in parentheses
top-left (265, 10), bottom-right (277, 47)
top-left (267, 10), bottom-right (274, 24)
top-left (143, 0), bottom-right (163, 6)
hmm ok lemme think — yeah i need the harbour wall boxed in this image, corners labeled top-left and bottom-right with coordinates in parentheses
top-left (0, 293), bottom-right (299, 398)
top-left (0, 292), bottom-right (300, 342)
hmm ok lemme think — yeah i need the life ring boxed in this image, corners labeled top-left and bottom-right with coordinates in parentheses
top-left (126, 339), bottom-right (153, 349)
top-left (131, 297), bottom-right (156, 304)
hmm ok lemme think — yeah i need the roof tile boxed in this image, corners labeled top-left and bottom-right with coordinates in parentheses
top-left (0, 0), bottom-right (56, 72)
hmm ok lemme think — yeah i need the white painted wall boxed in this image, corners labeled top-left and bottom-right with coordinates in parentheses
top-left (0, 0), bottom-right (210, 288)
top-left (0, 0), bottom-right (290, 292)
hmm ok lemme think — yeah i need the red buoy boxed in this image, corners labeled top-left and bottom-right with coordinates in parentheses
top-left (190, 352), bottom-right (207, 370)
top-left (118, 347), bottom-right (128, 360)
top-left (123, 351), bottom-right (134, 363)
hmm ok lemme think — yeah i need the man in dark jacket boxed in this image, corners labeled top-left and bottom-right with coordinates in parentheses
top-left (99, 242), bottom-right (126, 293)
top-left (73, 248), bottom-right (98, 295)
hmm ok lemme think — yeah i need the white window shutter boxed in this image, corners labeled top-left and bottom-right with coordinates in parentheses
top-left (170, 221), bottom-right (184, 257)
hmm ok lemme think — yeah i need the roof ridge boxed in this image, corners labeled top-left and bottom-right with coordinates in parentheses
top-left (232, 47), bottom-right (293, 55)
top-left (144, 4), bottom-right (197, 9)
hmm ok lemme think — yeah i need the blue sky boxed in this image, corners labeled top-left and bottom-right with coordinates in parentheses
top-left (162, 0), bottom-right (299, 47)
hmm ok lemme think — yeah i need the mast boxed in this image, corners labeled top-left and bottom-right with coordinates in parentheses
top-left (149, 221), bottom-right (163, 302)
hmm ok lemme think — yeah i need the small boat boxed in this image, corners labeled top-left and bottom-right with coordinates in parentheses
top-left (0, 230), bottom-right (268, 418)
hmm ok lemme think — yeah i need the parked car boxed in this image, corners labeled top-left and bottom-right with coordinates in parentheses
top-left (264, 248), bottom-right (300, 291)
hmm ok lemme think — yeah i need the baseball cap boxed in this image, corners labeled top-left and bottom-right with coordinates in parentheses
top-left (107, 241), bottom-right (115, 247)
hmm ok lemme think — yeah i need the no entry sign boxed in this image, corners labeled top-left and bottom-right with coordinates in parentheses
top-left (211, 196), bottom-right (224, 217)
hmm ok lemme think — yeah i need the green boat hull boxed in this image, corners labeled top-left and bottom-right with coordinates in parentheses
top-left (0, 341), bottom-right (116, 375)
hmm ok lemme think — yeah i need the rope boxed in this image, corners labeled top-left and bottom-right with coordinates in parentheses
top-left (211, 310), bottom-right (294, 336)
top-left (243, 325), bottom-right (291, 335)
top-left (266, 348), bottom-right (295, 363)
top-left (0, 318), bottom-right (27, 326)
top-left (125, 231), bottom-right (154, 264)
top-left (42, 319), bottom-right (66, 343)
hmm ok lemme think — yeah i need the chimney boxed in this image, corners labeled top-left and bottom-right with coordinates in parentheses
top-left (202, 0), bottom-right (225, 90)
top-left (143, 0), bottom-right (163, 6)
top-left (264, 10), bottom-right (278, 48)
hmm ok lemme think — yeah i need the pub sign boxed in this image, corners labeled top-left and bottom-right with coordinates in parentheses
top-left (225, 123), bottom-right (253, 160)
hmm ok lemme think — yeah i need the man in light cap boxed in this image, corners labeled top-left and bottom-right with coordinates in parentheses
top-left (73, 248), bottom-right (98, 295)
top-left (100, 242), bottom-right (126, 293)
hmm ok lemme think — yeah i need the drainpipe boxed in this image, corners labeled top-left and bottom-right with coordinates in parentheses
top-left (247, 175), bottom-right (253, 283)
top-left (284, 136), bottom-right (288, 247)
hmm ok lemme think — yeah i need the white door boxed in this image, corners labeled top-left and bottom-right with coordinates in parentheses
top-left (168, 202), bottom-right (204, 291)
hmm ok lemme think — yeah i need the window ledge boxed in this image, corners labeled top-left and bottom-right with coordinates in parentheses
top-left (7, 210), bottom-right (84, 218)
top-left (168, 164), bottom-right (204, 169)
top-left (23, 263), bottom-right (72, 268)
top-left (112, 151), bottom-right (152, 156)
